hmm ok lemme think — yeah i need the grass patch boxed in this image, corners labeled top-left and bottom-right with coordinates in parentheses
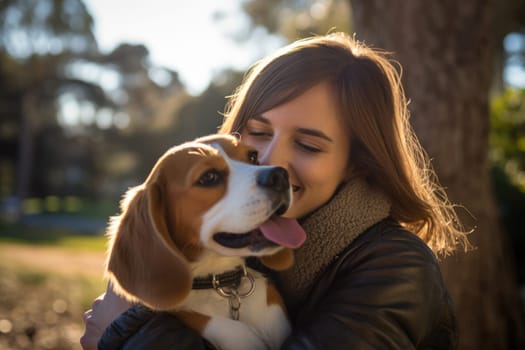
top-left (55, 235), bottom-right (107, 251)
top-left (16, 269), bottom-right (48, 286)
top-left (0, 221), bottom-right (107, 252)
top-left (0, 232), bottom-right (107, 252)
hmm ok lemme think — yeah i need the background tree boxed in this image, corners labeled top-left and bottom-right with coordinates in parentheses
top-left (349, 1), bottom-right (525, 348)
top-left (86, 43), bottom-right (189, 193)
top-left (0, 0), bottom-right (189, 214)
top-left (174, 70), bottom-right (244, 144)
top-left (0, 0), bottom-right (100, 215)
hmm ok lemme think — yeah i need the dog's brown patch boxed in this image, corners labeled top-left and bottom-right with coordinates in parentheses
top-left (267, 283), bottom-right (286, 311)
top-left (260, 248), bottom-right (294, 270)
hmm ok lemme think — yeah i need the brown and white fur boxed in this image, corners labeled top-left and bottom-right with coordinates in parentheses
top-left (105, 134), bottom-right (296, 350)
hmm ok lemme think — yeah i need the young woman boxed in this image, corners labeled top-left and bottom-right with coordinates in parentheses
top-left (82, 32), bottom-right (468, 349)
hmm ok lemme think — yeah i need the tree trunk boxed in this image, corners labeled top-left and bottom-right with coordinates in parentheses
top-left (350, 0), bottom-right (525, 349)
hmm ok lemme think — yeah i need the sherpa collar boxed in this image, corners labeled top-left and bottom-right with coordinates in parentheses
top-left (277, 178), bottom-right (391, 310)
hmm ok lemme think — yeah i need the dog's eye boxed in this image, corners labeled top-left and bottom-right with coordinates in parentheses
top-left (196, 169), bottom-right (223, 187)
top-left (247, 150), bottom-right (259, 165)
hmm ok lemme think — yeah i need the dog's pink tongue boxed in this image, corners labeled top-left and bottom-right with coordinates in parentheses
top-left (259, 217), bottom-right (306, 248)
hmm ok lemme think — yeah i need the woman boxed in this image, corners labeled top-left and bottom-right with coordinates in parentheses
top-left (82, 32), bottom-right (469, 349)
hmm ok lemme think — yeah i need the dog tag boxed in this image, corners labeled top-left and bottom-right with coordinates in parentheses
top-left (228, 290), bottom-right (242, 320)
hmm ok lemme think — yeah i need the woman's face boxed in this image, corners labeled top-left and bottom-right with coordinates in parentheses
top-left (241, 82), bottom-right (350, 218)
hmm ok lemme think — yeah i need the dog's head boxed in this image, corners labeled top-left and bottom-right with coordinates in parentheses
top-left (105, 134), bottom-right (305, 310)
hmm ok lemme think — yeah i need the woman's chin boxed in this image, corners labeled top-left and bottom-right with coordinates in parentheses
top-left (280, 210), bottom-right (298, 219)
top-left (280, 204), bottom-right (302, 219)
top-left (280, 204), bottom-right (308, 219)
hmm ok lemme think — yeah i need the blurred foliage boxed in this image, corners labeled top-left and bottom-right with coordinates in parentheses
top-left (0, 0), bottom-right (198, 215)
top-left (0, 0), bottom-right (357, 227)
top-left (174, 70), bottom-right (245, 143)
top-left (242, 0), bottom-right (351, 40)
top-left (0, 0), bottom-right (97, 57)
top-left (491, 88), bottom-right (525, 189)
top-left (490, 87), bottom-right (525, 282)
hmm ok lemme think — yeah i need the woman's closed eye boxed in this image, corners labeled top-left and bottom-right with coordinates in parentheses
top-left (246, 128), bottom-right (271, 137)
top-left (296, 141), bottom-right (322, 153)
top-left (246, 128), bottom-right (323, 153)
top-left (295, 141), bottom-right (323, 153)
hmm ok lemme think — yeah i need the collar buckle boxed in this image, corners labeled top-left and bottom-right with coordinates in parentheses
top-left (212, 265), bottom-right (256, 320)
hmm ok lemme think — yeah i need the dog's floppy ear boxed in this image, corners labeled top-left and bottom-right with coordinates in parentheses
top-left (260, 248), bottom-right (294, 271)
top-left (106, 182), bottom-right (191, 310)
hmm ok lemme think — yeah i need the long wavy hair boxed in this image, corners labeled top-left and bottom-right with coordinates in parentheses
top-left (219, 32), bottom-right (469, 257)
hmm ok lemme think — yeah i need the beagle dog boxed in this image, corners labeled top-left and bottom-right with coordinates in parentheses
top-left (105, 134), bottom-right (306, 350)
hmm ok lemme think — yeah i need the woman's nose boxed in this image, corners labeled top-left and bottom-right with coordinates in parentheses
top-left (258, 139), bottom-right (287, 167)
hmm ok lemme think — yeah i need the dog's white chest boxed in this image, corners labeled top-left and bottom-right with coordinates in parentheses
top-left (180, 270), bottom-right (291, 350)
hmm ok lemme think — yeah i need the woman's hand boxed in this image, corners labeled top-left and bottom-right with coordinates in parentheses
top-left (98, 304), bottom-right (211, 350)
top-left (80, 283), bottom-right (132, 350)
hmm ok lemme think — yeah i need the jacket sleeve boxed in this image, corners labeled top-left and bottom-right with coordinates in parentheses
top-left (98, 304), bottom-right (212, 350)
top-left (281, 227), bottom-right (457, 350)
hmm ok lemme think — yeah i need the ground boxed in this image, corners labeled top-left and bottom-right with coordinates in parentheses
top-left (0, 243), bottom-right (106, 350)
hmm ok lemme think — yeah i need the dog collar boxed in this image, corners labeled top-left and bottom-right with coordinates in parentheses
top-left (192, 265), bottom-right (246, 290)
top-left (192, 265), bottom-right (256, 320)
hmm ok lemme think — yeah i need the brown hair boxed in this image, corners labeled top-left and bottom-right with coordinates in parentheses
top-left (219, 32), bottom-right (469, 257)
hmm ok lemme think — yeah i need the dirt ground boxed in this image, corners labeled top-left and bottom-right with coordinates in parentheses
top-left (0, 244), bottom-right (105, 278)
top-left (0, 243), bottom-right (106, 350)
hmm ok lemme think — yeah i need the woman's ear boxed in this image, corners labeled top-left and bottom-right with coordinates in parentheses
top-left (260, 248), bottom-right (294, 271)
top-left (105, 183), bottom-right (192, 311)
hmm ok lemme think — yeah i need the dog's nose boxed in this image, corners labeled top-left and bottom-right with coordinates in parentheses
top-left (256, 167), bottom-right (289, 193)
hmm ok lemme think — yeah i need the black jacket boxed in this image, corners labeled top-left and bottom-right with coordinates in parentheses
top-left (99, 219), bottom-right (457, 349)
top-left (279, 218), bottom-right (456, 349)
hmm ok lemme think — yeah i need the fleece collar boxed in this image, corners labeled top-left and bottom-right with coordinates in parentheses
top-left (277, 178), bottom-right (391, 310)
